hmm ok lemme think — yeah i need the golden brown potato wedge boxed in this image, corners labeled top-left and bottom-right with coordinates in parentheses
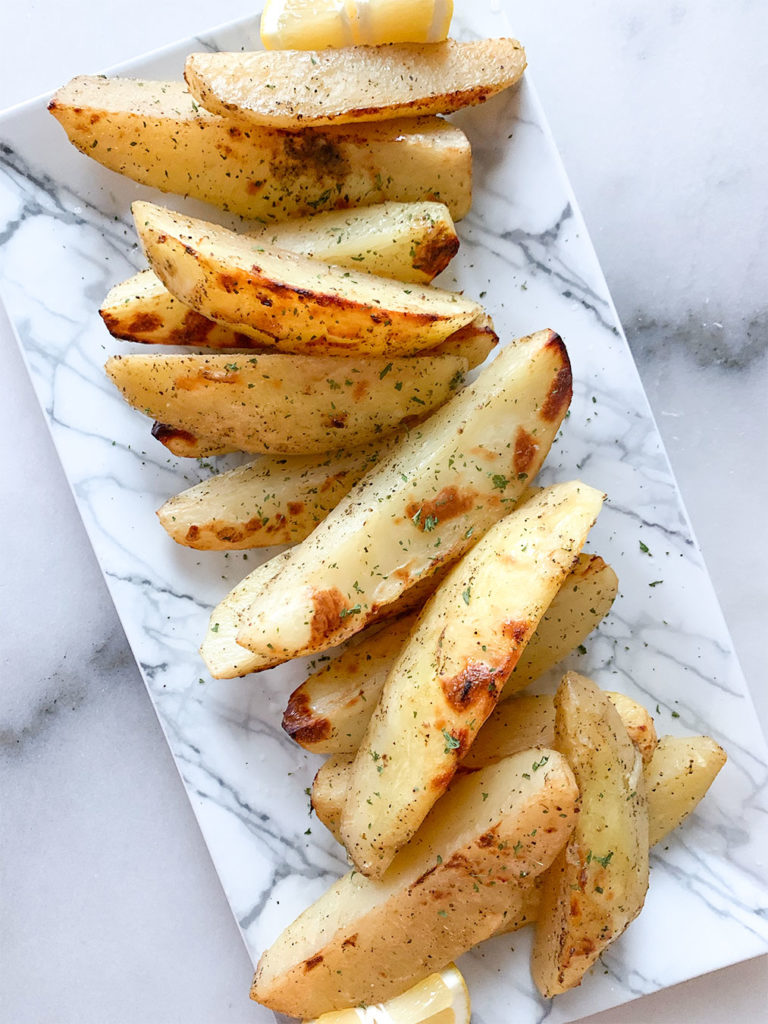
top-left (606, 691), bottom-right (658, 766)
top-left (106, 351), bottom-right (465, 455)
top-left (312, 692), bottom-right (656, 843)
top-left (101, 271), bottom-right (273, 349)
top-left (646, 735), bottom-right (726, 847)
top-left (251, 750), bottom-right (577, 1018)
top-left (48, 77), bottom-right (472, 221)
top-left (531, 672), bottom-right (649, 997)
top-left (101, 203), bottom-right (460, 346)
top-left (133, 201), bottom-right (481, 356)
top-left (285, 553), bottom-right (617, 754)
top-left (157, 443), bottom-right (383, 550)
top-left (217, 329), bottom-right (572, 676)
top-left (186, 39), bottom-right (526, 129)
top-left (340, 482), bottom-right (605, 878)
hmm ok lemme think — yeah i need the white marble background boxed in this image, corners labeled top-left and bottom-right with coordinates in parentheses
top-left (1, 1), bottom-right (766, 1022)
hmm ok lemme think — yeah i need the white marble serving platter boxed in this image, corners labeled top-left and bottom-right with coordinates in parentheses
top-left (1, 5), bottom-right (766, 1022)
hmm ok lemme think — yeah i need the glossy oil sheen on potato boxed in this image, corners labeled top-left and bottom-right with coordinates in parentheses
top-left (48, 77), bottom-right (473, 220)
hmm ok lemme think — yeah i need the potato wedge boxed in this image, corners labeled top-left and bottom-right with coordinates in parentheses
top-left (101, 203), bottom-right (460, 346)
top-left (48, 77), bottom-right (472, 221)
top-left (285, 554), bottom-right (617, 754)
top-left (251, 750), bottom-right (578, 1018)
top-left (646, 735), bottom-right (727, 847)
top-left (151, 422), bottom-right (236, 458)
top-left (424, 314), bottom-right (498, 368)
top-left (106, 351), bottom-right (465, 455)
top-left (101, 271), bottom-right (272, 349)
top-left (313, 692), bottom-right (655, 844)
top-left (531, 672), bottom-right (649, 997)
top-left (186, 39), bottom-right (526, 129)
top-left (252, 201), bottom-right (459, 283)
top-left (133, 202), bottom-right (481, 356)
top-left (339, 483), bottom-right (604, 877)
top-left (157, 443), bottom-right (383, 550)
top-left (222, 329), bottom-right (572, 674)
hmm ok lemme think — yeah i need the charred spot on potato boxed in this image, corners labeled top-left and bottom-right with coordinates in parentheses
top-left (310, 587), bottom-right (347, 643)
top-left (406, 486), bottom-right (475, 531)
top-left (185, 525), bottom-right (201, 542)
top-left (152, 422), bottom-right (197, 448)
top-left (176, 309), bottom-right (217, 344)
top-left (540, 342), bottom-right (573, 421)
top-left (441, 662), bottom-right (503, 718)
top-left (326, 411), bottom-right (349, 429)
top-left (411, 229), bottom-right (460, 275)
top-left (477, 828), bottom-right (499, 848)
top-left (282, 689), bottom-right (332, 745)
top-left (341, 934), bottom-right (358, 950)
top-left (302, 954), bottom-right (324, 973)
top-left (502, 620), bottom-right (530, 645)
top-left (123, 310), bottom-right (164, 335)
top-left (215, 525), bottom-right (245, 543)
top-left (287, 501), bottom-right (304, 516)
top-left (218, 272), bottom-right (241, 293)
top-left (273, 131), bottom-right (350, 183)
top-left (513, 426), bottom-right (538, 475)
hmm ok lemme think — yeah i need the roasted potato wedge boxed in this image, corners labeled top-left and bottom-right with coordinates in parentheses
top-left (186, 39), bottom-right (526, 129)
top-left (101, 202), bottom-right (460, 346)
top-left (217, 329), bottom-right (572, 675)
top-left (48, 78), bottom-right (472, 221)
top-left (251, 750), bottom-right (578, 1018)
top-left (133, 202), bottom-right (481, 356)
top-left (157, 443), bottom-right (383, 550)
top-left (531, 672), bottom-right (649, 997)
top-left (646, 735), bottom-right (726, 846)
top-left (339, 483), bottom-right (605, 876)
top-left (313, 692), bottom-right (655, 843)
top-left (106, 351), bottom-right (465, 455)
top-left (285, 553), bottom-right (617, 754)
top-left (338, 482), bottom-right (604, 877)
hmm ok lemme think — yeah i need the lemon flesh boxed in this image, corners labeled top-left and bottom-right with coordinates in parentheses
top-left (261, 0), bottom-right (453, 50)
top-left (304, 963), bottom-right (470, 1024)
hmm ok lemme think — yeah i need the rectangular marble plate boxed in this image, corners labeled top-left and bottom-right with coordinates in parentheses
top-left (1, 6), bottom-right (767, 1022)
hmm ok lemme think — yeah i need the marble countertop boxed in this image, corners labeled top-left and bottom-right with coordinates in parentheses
top-left (1, 1), bottom-right (766, 1021)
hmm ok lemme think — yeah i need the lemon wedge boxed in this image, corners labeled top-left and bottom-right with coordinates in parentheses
top-left (260, 0), bottom-right (454, 50)
top-left (303, 963), bottom-right (470, 1024)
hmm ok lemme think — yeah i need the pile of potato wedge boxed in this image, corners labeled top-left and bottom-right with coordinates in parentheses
top-left (49, 26), bottom-right (727, 1022)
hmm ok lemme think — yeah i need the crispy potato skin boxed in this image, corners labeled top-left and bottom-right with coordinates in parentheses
top-left (531, 673), bottom-right (649, 997)
top-left (48, 78), bottom-right (472, 221)
top-left (106, 351), bottom-right (466, 455)
top-left (185, 39), bottom-right (526, 128)
top-left (251, 751), bottom-right (577, 1018)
